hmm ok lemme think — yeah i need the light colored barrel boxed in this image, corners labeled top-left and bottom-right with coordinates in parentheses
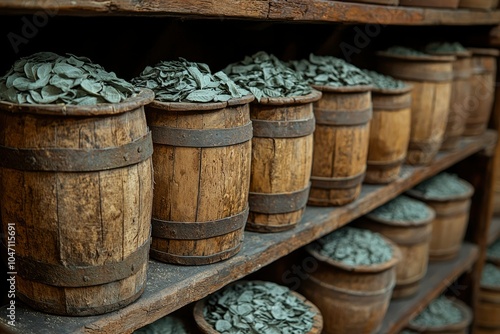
top-left (0, 89), bottom-right (155, 316)
top-left (146, 95), bottom-right (253, 265)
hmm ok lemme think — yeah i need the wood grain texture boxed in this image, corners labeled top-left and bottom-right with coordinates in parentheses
top-left (0, 102), bottom-right (153, 316)
top-left (0, 132), bottom-right (493, 334)
top-left (476, 284), bottom-right (500, 330)
top-left (2, 1), bottom-right (500, 25)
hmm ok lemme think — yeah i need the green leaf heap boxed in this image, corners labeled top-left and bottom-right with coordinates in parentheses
top-left (132, 58), bottom-right (249, 103)
top-left (425, 42), bottom-right (468, 54)
top-left (0, 52), bottom-right (137, 105)
top-left (204, 281), bottom-right (316, 334)
top-left (224, 51), bottom-right (312, 102)
top-left (288, 54), bottom-right (372, 88)
top-left (384, 46), bottom-right (428, 57)
top-left (410, 296), bottom-right (463, 327)
top-left (369, 195), bottom-right (432, 222)
top-left (362, 70), bottom-right (407, 90)
top-left (412, 173), bottom-right (471, 199)
top-left (481, 263), bottom-right (500, 286)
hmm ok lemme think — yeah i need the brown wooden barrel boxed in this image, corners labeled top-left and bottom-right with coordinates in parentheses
top-left (365, 86), bottom-right (412, 184)
top-left (459, 0), bottom-right (499, 9)
top-left (300, 237), bottom-right (401, 334)
top-left (308, 85), bottom-right (372, 206)
top-left (146, 95), bottom-right (253, 265)
top-left (432, 50), bottom-right (472, 151)
top-left (0, 89), bottom-right (155, 316)
top-left (193, 280), bottom-right (324, 334)
top-left (464, 48), bottom-right (499, 136)
top-left (406, 297), bottom-right (472, 334)
top-left (355, 206), bottom-right (434, 298)
top-left (406, 179), bottom-right (474, 261)
top-left (376, 52), bottom-right (455, 165)
top-left (247, 90), bottom-right (321, 232)
top-left (476, 283), bottom-right (500, 332)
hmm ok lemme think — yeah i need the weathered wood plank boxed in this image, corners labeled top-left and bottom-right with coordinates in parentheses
top-left (379, 242), bottom-right (479, 334)
top-left (0, 131), bottom-right (495, 334)
top-left (0, 0), bottom-right (500, 25)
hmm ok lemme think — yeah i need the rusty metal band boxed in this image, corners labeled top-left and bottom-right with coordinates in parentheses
top-left (311, 171), bottom-right (366, 190)
top-left (372, 98), bottom-right (411, 111)
top-left (150, 242), bottom-right (242, 265)
top-left (367, 157), bottom-right (406, 171)
top-left (150, 122), bottom-right (253, 147)
top-left (0, 132), bottom-right (153, 172)
top-left (249, 184), bottom-right (311, 214)
top-left (251, 118), bottom-right (315, 138)
top-left (17, 285), bottom-right (146, 316)
top-left (314, 107), bottom-right (372, 126)
top-left (151, 207), bottom-right (249, 240)
top-left (3, 239), bottom-right (150, 288)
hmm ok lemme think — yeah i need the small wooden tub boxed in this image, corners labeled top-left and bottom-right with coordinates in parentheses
top-left (0, 89), bottom-right (155, 316)
top-left (193, 281), bottom-right (323, 334)
top-left (146, 95), bottom-right (254, 265)
top-left (406, 178), bottom-right (474, 261)
top-left (300, 237), bottom-right (401, 334)
top-left (476, 280), bottom-right (500, 333)
top-left (356, 204), bottom-right (434, 298)
top-left (376, 52), bottom-right (455, 165)
top-left (247, 90), bottom-right (321, 232)
top-left (365, 85), bottom-right (412, 184)
top-left (464, 48), bottom-right (499, 136)
top-left (308, 85), bottom-right (372, 206)
top-left (406, 297), bottom-right (473, 334)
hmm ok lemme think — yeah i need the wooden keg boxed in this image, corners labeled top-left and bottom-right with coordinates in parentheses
top-left (247, 90), bottom-right (321, 232)
top-left (377, 52), bottom-right (455, 165)
top-left (365, 85), bottom-right (412, 183)
top-left (146, 95), bottom-right (253, 265)
top-left (464, 48), bottom-right (499, 136)
top-left (308, 85), bottom-right (372, 206)
top-left (0, 89), bottom-right (155, 316)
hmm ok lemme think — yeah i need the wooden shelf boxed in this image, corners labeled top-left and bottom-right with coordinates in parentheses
top-left (0, 131), bottom-right (495, 334)
top-left (1, 1), bottom-right (500, 25)
top-left (488, 216), bottom-right (500, 245)
top-left (380, 242), bottom-right (479, 334)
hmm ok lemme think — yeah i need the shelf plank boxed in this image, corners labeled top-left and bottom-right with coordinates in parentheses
top-left (488, 216), bottom-right (500, 245)
top-left (0, 130), bottom-right (495, 334)
top-left (1, 0), bottom-right (500, 25)
top-left (380, 242), bottom-right (479, 334)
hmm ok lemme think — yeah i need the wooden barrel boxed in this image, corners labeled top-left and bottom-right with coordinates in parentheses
top-left (300, 237), bottom-right (401, 334)
top-left (435, 50), bottom-right (472, 150)
top-left (376, 52), bottom-right (455, 165)
top-left (406, 297), bottom-right (473, 334)
top-left (406, 179), bottom-right (474, 261)
top-left (365, 86), bottom-right (412, 184)
top-left (146, 95), bottom-right (254, 265)
top-left (193, 281), bottom-right (324, 334)
top-left (464, 48), bottom-right (499, 136)
top-left (399, 0), bottom-right (459, 7)
top-left (0, 89), bottom-right (155, 316)
top-left (355, 206), bottom-right (434, 298)
top-left (476, 282), bottom-right (500, 332)
top-left (247, 91), bottom-right (321, 232)
top-left (308, 85), bottom-right (372, 206)
top-left (459, 0), bottom-right (499, 9)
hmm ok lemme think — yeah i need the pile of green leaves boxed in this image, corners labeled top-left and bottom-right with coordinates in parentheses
top-left (0, 52), bottom-right (137, 105)
top-left (425, 42), bottom-right (467, 54)
top-left (487, 239), bottom-right (500, 260)
top-left (204, 281), bottom-right (316, 334)
top-left (362, 69), bottom-right (407, 90)
top-left (132, 58), bottom-right (249, 103)
top-left (369, 195), bottom-right (432, 222)
top-left (410, 296), bottom-right (463, 327)
top-left (384, 46), bottom-right (428, 57)
top-left (411, 173), bottom-right (471, 199)
top-left (288, 54), bottom-right (372, 88)
top-left (310, 227), bottom-right (393, 266)
top-left (481, 263), bottom-right (500, 286)
top-left (223, 51), bottom-right (312, 102)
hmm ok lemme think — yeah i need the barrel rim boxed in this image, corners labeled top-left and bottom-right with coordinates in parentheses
top-left (305, 235), bottom-right (402, 273)
top-left (193, 280), bottom-right (323, 334)
top-left (376, 51), bottom-right (456, 62)
top-left (0, 88), bottom-right (155, 116)
top-left (371, 84), bottom-right (414, 95)
top-left (148, 94), bottom-right (255, 111)
top-left (365, 206), bottom-right (436, 227)
top-left (253, 89), bottom-right (322, 105)
top-left (406, 178), bottom-right (475, 202)
top-left (311, 84), bottom-right (373, 93)
top-left (468, 47), bottom-right (500, 57)
top-left (426, 49), bottom-right (472, 58)
top-left (406, 297), bottom-right (473, 332)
